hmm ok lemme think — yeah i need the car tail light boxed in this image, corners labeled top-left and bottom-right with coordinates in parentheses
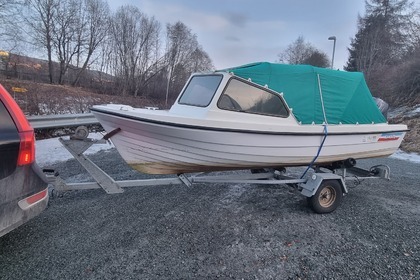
top-left (0, 84), bottom-right (35, 166)
top-left (17, 131), bottom-right (35, 166)
top-left (18, 188), bottom-right (48, 210)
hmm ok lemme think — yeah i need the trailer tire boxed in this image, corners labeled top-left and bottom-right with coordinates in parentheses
top-left (308, 180), bottom-right (342, 214)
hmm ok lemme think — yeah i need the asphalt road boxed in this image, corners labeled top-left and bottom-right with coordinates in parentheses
top-left (1, 149), bottom-right (419, 279)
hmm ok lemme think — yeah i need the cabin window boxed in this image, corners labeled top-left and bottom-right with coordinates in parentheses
top-left (178, 75), bottom-right (223, 107)
top-left (218, 78), bottom-right (289, 117)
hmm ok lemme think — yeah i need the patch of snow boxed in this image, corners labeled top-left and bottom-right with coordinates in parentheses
top-left (388, 104), bottom-right (420, 119)
top-left (410, 106), bottom-right (420, 115)
top-left (35, 132), bottom-right (114, 167)
top-left (390, 149), bottom-right (420, 164)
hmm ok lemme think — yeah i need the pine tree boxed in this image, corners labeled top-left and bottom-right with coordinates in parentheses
top-left (345, 0), bottom-right (414, 76)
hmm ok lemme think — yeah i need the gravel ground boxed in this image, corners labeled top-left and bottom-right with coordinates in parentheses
top-left (0, 149), bottom-right (419, 280)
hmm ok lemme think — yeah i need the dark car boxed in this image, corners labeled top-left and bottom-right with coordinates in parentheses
top-left (0, 84), bottom-right (49, 237)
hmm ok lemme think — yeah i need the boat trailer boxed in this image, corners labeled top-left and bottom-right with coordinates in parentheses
top-left (44, 129), bottom-right (391, 214)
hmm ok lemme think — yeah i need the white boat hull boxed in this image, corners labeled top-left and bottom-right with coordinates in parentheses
top-left (92, 108), bottom-right (406, 174)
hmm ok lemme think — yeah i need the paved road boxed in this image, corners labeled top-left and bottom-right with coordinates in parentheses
top-left (1, 150), bottom-right (419, 279)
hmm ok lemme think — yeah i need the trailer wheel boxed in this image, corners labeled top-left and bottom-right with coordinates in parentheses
top-left (308, 180), bottom-right (342, 214)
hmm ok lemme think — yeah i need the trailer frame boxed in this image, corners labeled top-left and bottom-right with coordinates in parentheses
top-left (44, 132), bottom-right (391, 213)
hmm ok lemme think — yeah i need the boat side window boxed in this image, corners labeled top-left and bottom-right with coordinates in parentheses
top-left (218, 78), bottom-right (289, 117)
top-left (178, 75), bottom-right (223, 107)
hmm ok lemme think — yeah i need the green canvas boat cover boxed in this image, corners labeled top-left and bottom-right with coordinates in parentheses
top-left (219, 62), bottom-right (386, 125)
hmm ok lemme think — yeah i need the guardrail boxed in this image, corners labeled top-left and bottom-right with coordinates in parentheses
top-left (27, 113), bottom-right (99, 129)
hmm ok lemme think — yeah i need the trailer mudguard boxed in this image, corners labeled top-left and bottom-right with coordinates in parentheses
top-left (300, 173), bottom-right (347, 197)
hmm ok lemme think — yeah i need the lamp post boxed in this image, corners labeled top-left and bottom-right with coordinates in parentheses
top-left (328, 36), bottom-right (336, 69)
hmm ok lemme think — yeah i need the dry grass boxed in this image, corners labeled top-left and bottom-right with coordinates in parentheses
top-left (0, 78), bottom-right (165, 115)
top-left (390, 115), bottom-right (420, 153)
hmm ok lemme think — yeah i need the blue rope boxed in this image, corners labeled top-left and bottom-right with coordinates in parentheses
top-left (300, 124), bottom-right (328, 179)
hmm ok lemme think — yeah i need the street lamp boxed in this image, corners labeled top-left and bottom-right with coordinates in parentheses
top-left (328, 36), bottom-right (336, 69)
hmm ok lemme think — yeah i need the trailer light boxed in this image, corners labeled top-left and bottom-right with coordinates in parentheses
top-left (312, 174), bottom-right (317, 180)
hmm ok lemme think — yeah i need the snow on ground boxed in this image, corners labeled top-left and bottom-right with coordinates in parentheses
top-left (35, 133), bottom-right (420, 167)
top-left (390, 149), bottom-right (420, 164)
top-left (35, 132), bottom-right (114, 167)
top-left (388, 104), bottom-right (420, 119)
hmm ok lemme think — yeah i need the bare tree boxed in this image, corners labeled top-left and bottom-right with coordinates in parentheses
top-left (52, 0), bottom-right (81, 84)
top-left (187, 46), bottom-right (213, 72)
top-left (109, 5), bottom-right (161, 96)
top-left (24, 0), bottom-right (58, 83)
top-left (24, 0), bottom-right (109, 85)
top-left (301, 50), bottom-right (330, 68)
top-left (278, 36), bottom-right (311, 64)
top-left (165, 22), bottom-right (197, 75)
top-left (395, 19), bottom-right (420, 104)
top-left (71, 0), bottom-right (110, 86)
top-left (164, 21), bottom-right (214, 104)
top-left (7, 1), bottom-right (214, 101)
top-left (277, 36), bottom-right (330, 68)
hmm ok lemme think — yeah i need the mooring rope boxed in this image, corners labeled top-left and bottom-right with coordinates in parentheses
top-left (300, 74), bottom-right (329, 179)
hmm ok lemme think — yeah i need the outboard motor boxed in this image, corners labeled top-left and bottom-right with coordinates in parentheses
top-left (373, 97), bottom-right (389, 119)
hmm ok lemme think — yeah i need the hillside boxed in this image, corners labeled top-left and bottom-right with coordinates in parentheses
top-left (389, 108), bottom-right (420, 153)
top-left (0, 78), bottom-right (162, 115)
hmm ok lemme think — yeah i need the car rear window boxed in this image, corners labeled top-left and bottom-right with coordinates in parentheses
top-left (0, 100), bottom-right (19, 179)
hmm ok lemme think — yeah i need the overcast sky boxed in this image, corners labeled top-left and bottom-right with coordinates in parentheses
top-left (106, 0), bottom-right (391, 70)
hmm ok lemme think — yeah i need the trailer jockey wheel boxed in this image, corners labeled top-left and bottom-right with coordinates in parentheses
top-left (308, 180), bottom-right (343, 214)
top-left (73, 126), bottom-right (89, 140)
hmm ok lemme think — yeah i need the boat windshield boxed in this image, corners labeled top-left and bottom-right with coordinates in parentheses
top-left (218, 78), bottom-right (289, 117)
top-left (178, 75), bottom-right (223, 107)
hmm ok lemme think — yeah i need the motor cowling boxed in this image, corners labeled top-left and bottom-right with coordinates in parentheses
top-left (374, 97), bottom-right (389, 119)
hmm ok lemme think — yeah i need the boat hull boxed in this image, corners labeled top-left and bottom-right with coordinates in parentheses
top-left (91, 109), bottom-right (406, 175)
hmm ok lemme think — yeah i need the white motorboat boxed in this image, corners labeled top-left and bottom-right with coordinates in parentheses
top-left (91, 62), bottom-right (407, 175)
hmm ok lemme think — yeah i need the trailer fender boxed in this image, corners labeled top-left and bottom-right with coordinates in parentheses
top-left (300, 173), bottom-right (347, 197)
